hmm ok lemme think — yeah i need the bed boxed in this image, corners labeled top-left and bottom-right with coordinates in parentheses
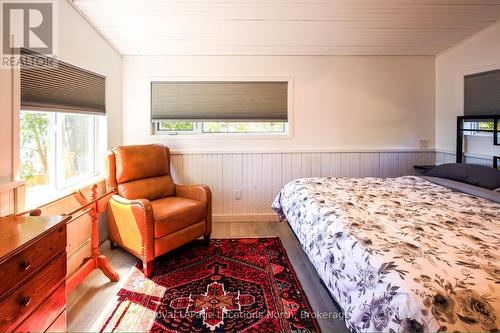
top-left (272, 175), bottom-right (500, 332)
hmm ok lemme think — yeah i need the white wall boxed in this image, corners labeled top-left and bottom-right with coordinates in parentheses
top-left (0, 67), bottom-right (18, 216)
top-left (0, 69), bottom-right (14, 180)
top-left (436, 21), bottom-right (500, 158)
top-left (123, 56), bottom-right (435, 151)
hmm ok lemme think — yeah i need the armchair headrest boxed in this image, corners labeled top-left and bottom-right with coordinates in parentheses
top-left (111, 144), bottom-right (170, 184)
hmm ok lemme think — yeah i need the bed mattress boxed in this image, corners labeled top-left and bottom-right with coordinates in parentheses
top-left (272, 176), bottom-right (499, 332)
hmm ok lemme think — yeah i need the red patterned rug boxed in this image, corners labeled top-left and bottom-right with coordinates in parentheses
top-left (100, 238), bottom-right (320, 333)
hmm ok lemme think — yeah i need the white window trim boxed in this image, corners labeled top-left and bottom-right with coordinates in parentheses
top-left (148, 76), bottom-right (294, 139)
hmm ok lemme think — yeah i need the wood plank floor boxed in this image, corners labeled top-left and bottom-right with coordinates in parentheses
top-left (67, 221), bottom-right (349, 332)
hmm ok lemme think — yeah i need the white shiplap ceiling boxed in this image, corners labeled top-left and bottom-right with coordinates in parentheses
top-left (71, 0), bottom-right (500, 56)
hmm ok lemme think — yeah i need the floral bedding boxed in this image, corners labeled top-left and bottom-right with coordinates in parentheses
top-left (272, 176), bottom-right (500, 333)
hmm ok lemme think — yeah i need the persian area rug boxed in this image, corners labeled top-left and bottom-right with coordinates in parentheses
top-left (100, 238), bottom-right (320, 333)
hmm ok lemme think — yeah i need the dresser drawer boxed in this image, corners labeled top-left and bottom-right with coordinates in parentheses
top-left (0, 253), bottom-right (66, 332)
top-left (0, 224), bottom-right (66, 299)
top-left (14, 282), bottom-right (66, 333)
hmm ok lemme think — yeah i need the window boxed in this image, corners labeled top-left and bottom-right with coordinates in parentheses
top-left (19, 52), bottom-right (107, 208)
top-left (477, 122), bottom-right (495, 131)
top-left (203, 122), bottom-right (286, 133)
top-left (158, 121), bottom-right (194, 132)
top-left (151, 81), bottom-right (289, 135)
top-left (155, 121), bottom-right (287, 134)
top-left (20, 110), bottom-right (105, 207)
top-left (463, 119), bottom-right (496, 136)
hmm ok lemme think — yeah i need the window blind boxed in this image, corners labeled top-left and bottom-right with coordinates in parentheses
top-left (20, 52), bottom-right (106, 115)
top-left (464, 69), bottom-right (500, 116)
top-left (151, 81), bottom-right (288, 122)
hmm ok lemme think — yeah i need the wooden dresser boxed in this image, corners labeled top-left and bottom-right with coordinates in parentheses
top-left (0, 215), bottom-right (70, 332)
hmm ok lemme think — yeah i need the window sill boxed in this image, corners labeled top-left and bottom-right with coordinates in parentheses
top-left (152, 132), bottom-right (292, 139)
top-left (0, 178), bottom-right (25, 193)
top-left (24, 175), bottom-right (105, 210)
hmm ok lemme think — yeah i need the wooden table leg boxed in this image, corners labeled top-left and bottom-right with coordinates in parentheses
top-left (97, 255), bottom-right (119, 282)
top-left (68, 184), bottom-right (119, 293)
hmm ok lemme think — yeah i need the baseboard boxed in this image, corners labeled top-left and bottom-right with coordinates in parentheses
top-left (213, 214), bottom-right (279, 223)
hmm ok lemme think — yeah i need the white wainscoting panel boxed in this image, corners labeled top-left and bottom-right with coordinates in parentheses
top-left (171, 151), bottom-right (436, 221)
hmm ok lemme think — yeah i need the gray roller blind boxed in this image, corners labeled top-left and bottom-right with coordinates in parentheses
top-left (20, 52), bottom-right (106, 115)
top-left (151, 81), bottom-right (288, 121)
top-left (464, 69), bottom-right (500, 116)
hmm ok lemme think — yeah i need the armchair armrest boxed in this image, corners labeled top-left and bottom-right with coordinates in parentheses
top-left (110, 195), bottom-right (152, 211)
top-left (175, 184), bottom-right (212, 235)
top-left (108, 195), bottom-right (155, 262)
top-left (175, 184), bottom-right (211, 203)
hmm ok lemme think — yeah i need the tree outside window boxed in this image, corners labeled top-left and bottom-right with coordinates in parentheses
top-left (20, 110), bottom-right (102, 208)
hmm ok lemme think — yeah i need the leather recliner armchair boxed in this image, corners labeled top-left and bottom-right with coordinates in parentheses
top-left (105, 144), bottom-right (211, 277)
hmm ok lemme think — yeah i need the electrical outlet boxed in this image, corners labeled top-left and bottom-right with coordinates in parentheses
top-left (234, 189), bottom-right (242, 200)
top-left (418, 139), bottom-right (428, 149)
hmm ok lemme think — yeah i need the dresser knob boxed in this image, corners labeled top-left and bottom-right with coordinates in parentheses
top-left (20, 296), bottom-right (31, 307)
top-left (20, 259), bottom-right (32, 270)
